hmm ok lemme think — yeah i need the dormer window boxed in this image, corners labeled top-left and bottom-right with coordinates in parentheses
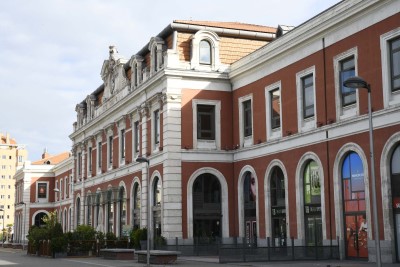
top-left (190, 30), bottom-right (220, 71)
top-left (149, 37), bottom-right (165, 76)
top-left (199, 40), bottom-right (211, 65)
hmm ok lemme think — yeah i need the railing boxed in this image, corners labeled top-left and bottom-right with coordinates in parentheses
top-left (155, 237), bottom-right (339, 263)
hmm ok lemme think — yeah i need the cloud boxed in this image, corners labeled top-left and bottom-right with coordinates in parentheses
top-left (0, 0), bottom-right (339, 160)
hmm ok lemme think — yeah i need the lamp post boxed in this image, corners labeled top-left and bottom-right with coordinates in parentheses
top-left (0, 208), bottom-right (4, 246)
top-left (343, 76), bottom-right (381, 267)
top-left (54, 188), bottom-right (62, 223)
top-left (18, 201), bottom-right (26, 250)
top-left (136, 156), bottom-right (150, 267)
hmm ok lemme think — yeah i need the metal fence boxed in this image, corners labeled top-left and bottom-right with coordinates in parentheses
top-left (155, 237), bottom-right (340, 263)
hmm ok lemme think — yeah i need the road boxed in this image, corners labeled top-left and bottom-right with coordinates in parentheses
top-left (0, 247), bottom-right (399, 267)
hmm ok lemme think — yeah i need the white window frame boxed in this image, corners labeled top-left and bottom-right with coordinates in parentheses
top-left (36, 181), bottom-right (49, 203)
top-left (381, 27), bottom-right (400, 108)
top-left (59, 179), bottom-right (63, 200)
top-left (96, 135), bottom-right (102, 174)
top-left (296, 66), bottom-right (317, 132)
top-left (192, 99), bottom-right (221, 150)
top-left (238, 94), bottom-right (253, 147)
top-left (119, 123), bottom-right (126, 166)
top-left (333, 47), bottom-right (359, 121)
top-left (107, 130), bottom-right (113, 170)
top-left (64, 177), bottom-right (68, 199)
top-left (87, 145), bottom-right (92, 178)
top-left (265, 81), bottom-right (282, 141)
top-left (190, 30), bottom-right (221, 71)
top-left (151, 107), bottom-right (161, 152)
top-left (132, 117), bottom-right (140, 158)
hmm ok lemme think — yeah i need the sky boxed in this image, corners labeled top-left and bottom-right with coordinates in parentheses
top-left (0, 0), bottom-right (341, 161)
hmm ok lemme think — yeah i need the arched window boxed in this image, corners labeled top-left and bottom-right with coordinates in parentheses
top-left (303, 160), bottom-right (322, 246)
top-left (87, 195), bottom-right (92, 226)
top-left (34, 212), bottom-right (47, 227)
top-left (270, 167), bottom-right (286, 247)
top-left (342, 152), bottom-right (367, 259)
top-left (199, 40), bottom-right (211, 65)
top-left (119, 187), bottom-right (127, 236)
top-left (153, 46), bottom-right (158, 72)
top-left (96, 192), bottom-right (101, 228)
top-left (391, 145), bottom-right (400, 261)
top-left (153, 178), bottom-right (161, 207)
top-left (76, 197), bottom-right (81, 226)
top-left (243, 172), bottom-right (256, 246)
top-left (107, 190), bottom-right (114, 233)
top-left (153, 177), bottom-right (162, 241)
top-left (132, 183), bottom-right (141, 229)
top-left (193, 173), bottom-right (221, 240)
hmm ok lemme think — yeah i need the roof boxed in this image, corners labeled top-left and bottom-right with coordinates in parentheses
top-left (173, 20), bottom-right (277, 34)
top-left (32, 151), bottom-right (71, 165)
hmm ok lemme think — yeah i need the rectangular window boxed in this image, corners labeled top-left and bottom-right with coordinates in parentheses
top-left (18, 155), bottom-right (23, 162)
top-left (88, 147), bottom-right (92, 172)
top-left (197, 105), bottom-right (215, 140)
top-left (1, 155), bottom-right (5, 159)
top-left (78, 152), bottom-right (82, 175)
top-left (302, 74), bottom-right (315, 119)
top-left (120, 129), bottom-right (125, 159)
top-left (108, 136), bottom-right (113, 164)
top-left (98, 141), bottom-right (102, 168)
top-left (390, 37), bottom-right (400, 92)
top-left (243, 100), bottom-right (252, 137)
top-left (38, 183), bottom-right (47, 198)
top-left (154, 110), bottom-right (160, 144)
top-left (134, 121), bottom-right (140, 153)
top-left (340, 56), bottom-right (356, 107)
top-left (270, 89), bottom-right (281, 129)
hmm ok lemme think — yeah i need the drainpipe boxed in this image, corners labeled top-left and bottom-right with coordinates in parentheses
top-left (322, 38), bottom-right (333, 248)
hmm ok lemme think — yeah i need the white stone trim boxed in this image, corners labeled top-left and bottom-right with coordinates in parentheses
top-left (295, 152), bottom-right (326, 243)
top-left (192, 99), bottom-right (221, 150)
top-left (238, 94), bottom-right (253, 147)
top-left (187, 167), bottom-right (229, 239)
top-left (381, 27), bottom-right (400, 108)
top-left (333, 47), bottom-right (359, 121)
top-left (380, 132), bottom-right (400, 241)
top-left (237, 165), bottom-right (259, 238)
top-left (265, 81), bottom-right (282, 140)
top-left (296, 66), bottom-right (317, 132)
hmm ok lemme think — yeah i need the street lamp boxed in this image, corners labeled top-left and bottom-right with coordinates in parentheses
top-left (343, 76), bottom-right (381, 267)
top-left (0, 208), bottom-right (4, 245)
top-left (136, 156), bottom-right (150, 267)
top-left (18, 201), bottom-right (26, 250)
top-left (54, 188), bottom-right (62, 223)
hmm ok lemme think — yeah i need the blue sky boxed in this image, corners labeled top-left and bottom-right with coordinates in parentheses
top-left (0, 0), bottom-right (340, 161)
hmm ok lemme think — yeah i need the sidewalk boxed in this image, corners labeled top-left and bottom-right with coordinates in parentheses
top-left (1, 247), bottom-right (399, 267)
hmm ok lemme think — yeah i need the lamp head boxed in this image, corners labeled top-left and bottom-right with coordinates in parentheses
top-left (54, 188), bottom-right (60, 192)
top-left (343, 76), bottom-right (370, 91)
top-left (136, 156), bottom-right (149, 164)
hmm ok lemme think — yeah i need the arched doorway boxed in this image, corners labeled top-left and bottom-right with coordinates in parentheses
top-left (193, 173), bottom-right (221, 242)
top-left (118, 186), bottom-right (127, 236)
top-left (34, 212), bottom-right (47, 227)
top-left (132, 183), bottom-right (141, 229)
top-left (303, 160), bottom-right (322, 246)
top-left (342, 152), bottom-right (368, 259)
top-left (391, 144), bottom-right (400, 261)
top-left (270, 166), bottom-right (286, 247)
top-left (243, 171), bottom-right (257, 246)
top-left (153, 177), bottom-right (162, 242)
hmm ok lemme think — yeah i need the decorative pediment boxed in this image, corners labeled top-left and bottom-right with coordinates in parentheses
top-left (100, 46), bottom-right (129, 101)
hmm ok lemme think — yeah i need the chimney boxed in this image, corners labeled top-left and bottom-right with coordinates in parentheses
top-left (42, 148), bottom-right (50, 159)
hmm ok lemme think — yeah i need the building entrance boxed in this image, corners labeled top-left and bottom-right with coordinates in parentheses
top-left (193, 173), bottom-right (221, 241)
